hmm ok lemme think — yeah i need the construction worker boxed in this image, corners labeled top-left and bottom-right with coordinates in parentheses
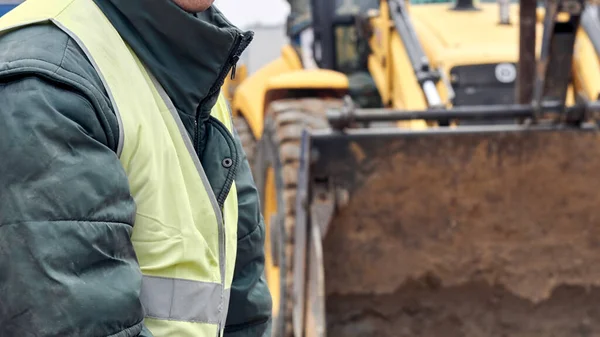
top-left (0, 0), bottom-right (271, 336)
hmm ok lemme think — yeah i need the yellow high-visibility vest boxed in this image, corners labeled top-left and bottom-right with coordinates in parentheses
top-left (0, 1), bottom-right (239, 336)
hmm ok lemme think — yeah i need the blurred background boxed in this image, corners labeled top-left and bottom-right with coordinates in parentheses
top-left (215, 0), bottom-right (289, 75)
top-left (214, 0), bottom-right (288, 28)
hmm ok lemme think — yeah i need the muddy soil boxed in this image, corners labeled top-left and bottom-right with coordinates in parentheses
top-left (327, 280), bottom-right (600, 337)
top-left (316, 130), bottom-right (600, 336)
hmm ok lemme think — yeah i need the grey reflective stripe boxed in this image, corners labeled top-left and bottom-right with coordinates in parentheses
top-left (141, 275), bottom-right (231, 324)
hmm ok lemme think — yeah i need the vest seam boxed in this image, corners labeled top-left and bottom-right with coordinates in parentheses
top-left (53, 0), bottom-right (76, 19)
top-left (168, 276), bottom-right (176, 323)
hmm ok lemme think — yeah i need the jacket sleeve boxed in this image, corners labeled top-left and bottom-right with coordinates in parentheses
top-left (225, 129), bottom-right (273, 337)
top-left (0, 76), bottom-right (150, 337)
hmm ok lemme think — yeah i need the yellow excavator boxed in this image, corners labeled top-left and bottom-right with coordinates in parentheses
top-left (228, 0), bottom-right (600, 336)
top-left (230, 0), bottom-right (600, 149)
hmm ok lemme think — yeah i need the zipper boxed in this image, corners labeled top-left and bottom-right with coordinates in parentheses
top-left (188, 32), bottom-right (253, 337)
top-left (193, 31), bottom-right (253, 154)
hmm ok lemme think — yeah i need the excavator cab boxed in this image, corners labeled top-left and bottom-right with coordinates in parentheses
top-left (287, 0), bottom-right (384, 108)
top-left (307, 0), bottom-right (379, 72)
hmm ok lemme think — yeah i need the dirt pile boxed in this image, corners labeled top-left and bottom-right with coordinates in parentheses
top-left (321, 130), bottom-right (600, 336)
top-left (327, 279), bottom-right (600, 337)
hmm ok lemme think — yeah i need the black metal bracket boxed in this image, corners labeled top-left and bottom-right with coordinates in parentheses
top-left (532, 0), bottom-right (586, 122)
top-left (327, 96), bottom-right (600, 130)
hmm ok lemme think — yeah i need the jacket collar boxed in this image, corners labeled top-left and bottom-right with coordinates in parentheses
top-left (93, 0), bottom-right (253, 128)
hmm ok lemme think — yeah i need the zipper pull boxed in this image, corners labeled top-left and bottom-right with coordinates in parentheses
top-left (230, 55), bottom-right (240, 80)
top-left (230, 63), bottom-right (237, 80)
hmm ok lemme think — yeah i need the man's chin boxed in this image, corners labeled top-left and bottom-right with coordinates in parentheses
top-left (172, 0), bottom-right (215, 12)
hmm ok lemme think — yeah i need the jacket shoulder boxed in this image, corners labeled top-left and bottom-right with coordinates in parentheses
top-left (0, 24), bottom-right (96, 82)
top-left (0, 23), bottom-right (68, 65)
top-left (0, 23), bottom-right (119, 151)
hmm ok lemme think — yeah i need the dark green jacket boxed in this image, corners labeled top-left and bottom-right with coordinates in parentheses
top-left (0, 1), bottom-right (271, 336)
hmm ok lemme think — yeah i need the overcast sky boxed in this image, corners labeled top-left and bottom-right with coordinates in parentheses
top-left (214, 0), bottom-right (290, 28)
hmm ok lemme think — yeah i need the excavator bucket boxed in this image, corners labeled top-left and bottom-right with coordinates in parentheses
top-left (293, 123), bottom-right (600, 337)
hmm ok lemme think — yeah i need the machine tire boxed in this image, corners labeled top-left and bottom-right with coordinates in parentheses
top-left (255, 98), bottom-right (344, 337)
top-left (233, 114), bottom-right (257, 167)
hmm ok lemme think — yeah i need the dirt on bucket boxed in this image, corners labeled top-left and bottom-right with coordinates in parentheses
top-left (319, 130), bottom-right (600, 337)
